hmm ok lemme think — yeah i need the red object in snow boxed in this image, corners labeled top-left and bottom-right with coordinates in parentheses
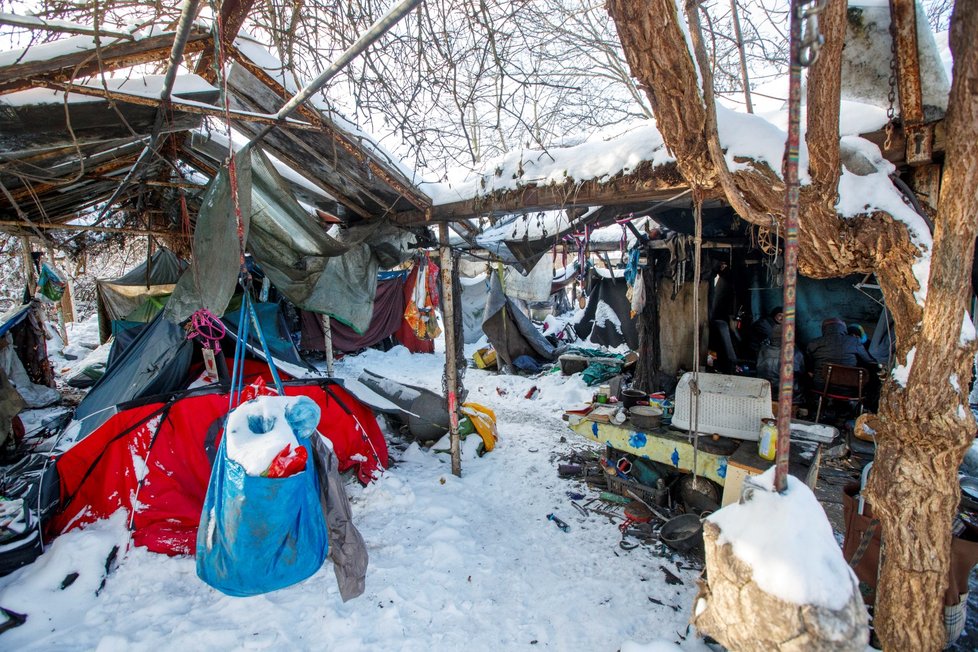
top-left (51, 374), bottom-right (387, 556)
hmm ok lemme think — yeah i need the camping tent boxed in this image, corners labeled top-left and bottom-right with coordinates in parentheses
top-left (51, 371), bottom-right (387, 556)
top-left (96, 249), bottom-right (187, 343)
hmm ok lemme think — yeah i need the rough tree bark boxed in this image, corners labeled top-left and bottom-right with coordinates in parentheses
top-left (607, 0), bottom-right (978, 649)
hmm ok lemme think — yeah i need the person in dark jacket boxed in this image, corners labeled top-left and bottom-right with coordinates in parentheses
top-left (749, 306), bottom-right (783, 356)
top-left (756, 327), bottom-right (805, 398)
top-left (806, 317), bottom-right (877, 390)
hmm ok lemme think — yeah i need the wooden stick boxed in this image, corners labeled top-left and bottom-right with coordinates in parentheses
top-left (439, 223), bottom-right (462, 477)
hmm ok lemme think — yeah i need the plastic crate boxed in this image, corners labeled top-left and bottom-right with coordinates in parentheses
top-left (671, 372), bottom-right (773, 441)
top-left (606, 474), bottom-right (666, 506)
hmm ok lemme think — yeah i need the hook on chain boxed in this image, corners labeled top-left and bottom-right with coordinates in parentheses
top-left (796, 0), bottom-right (828, 67)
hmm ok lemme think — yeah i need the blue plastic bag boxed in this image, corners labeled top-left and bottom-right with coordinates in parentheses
top-left (196, 399), bottom-right (328, 597)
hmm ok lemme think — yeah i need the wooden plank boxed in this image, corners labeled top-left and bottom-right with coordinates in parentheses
top-left (0, 29), bottom-right (211, 95)
top-left (2, 152), bottom-right (139, 204)
top-left (392, 162), bottom-right (688, 225)
top-left (38, 80), bottom-right (321, 131)
top-left (0, 94), bottom-right (203, 150)
top-left (0, 219), bottom-right (188, 236)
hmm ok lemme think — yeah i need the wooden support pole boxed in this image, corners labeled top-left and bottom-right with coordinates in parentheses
top-left (19, 236), bottom-right (36, 297)
top-left (321, 314), bottom-right (335, 377)
top-left (439, 223), bottom-right (462, 477)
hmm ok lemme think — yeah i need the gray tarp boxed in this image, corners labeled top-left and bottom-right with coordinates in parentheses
top-left (482, 274), bottom-right (559, 370)
top-left (167, 146), bottom-right (415, 331)
top-left (460, 273), bottom-right (489, 344)
top-left (165, 151), bottom-right (253, 322)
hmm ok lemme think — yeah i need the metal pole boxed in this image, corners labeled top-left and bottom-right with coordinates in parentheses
top-left (246, 0), bottom-right (422, 148)
top-left (322, 314), bottom-right (335, 377)
top-left (691, 199), bottom-right (703, 484)
top-left (774, 0), bottom-right (807, 494)
top-left (439, 223), bottom-right (462, 477)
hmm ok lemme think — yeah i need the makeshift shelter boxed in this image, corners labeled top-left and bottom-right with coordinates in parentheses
top-left (574, 269), bottom-right (639, 350)
top-left (481, 274), bottom-right (561, 370)
top-left (0, 302), bottom-right (59, 408)
top-left (51, 373), bottom-right (387, 556)
top-left (96, 248), bottom-right (187, 343)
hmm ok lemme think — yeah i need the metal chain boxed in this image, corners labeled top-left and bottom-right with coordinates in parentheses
top-left (884, 12), bottom-right (899, 150)
top-left (797, 0), bottom-right (828, 67)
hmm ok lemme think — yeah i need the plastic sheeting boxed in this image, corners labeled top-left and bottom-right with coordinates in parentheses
top-left (503, 253), bottom-right (554, 302)
top-left (72, 312), bottom-right (193, 439)
top-left (482, 273), bottom-right (559, 370)
top-left (243, 148), bottom-right (414, 333)
top-left (166, 151), bottom-right (253, 323)
top-left (460, 273), bottom-right (489, 344)
top-left (574, 272), bottom-right (639, 349)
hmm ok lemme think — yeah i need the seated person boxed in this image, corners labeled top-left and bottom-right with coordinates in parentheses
top-left (749, 306), bottom-right (784, 356)
top-left (756, 328), bottom-right (806, 399)
top-left (806, 317), bottom-right (878, 391)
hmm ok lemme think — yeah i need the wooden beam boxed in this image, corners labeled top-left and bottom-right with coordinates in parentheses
top-left (0, 220), bottom-right (188, 237)
top-left (36, 80), bottom-right (320, 131)
top-left (3, 153), bottom-right (138, 205)
top-left (195, 0), bottom-right (256, 82)
top-left (888, 0), bottom-right (932, 165)
top-left (392, 162), bottom-right (688, 225)
top-left (226, 44), bottom-right (431, 211)
top-left (0, 14), bottom-right (135, 41)
top-left (439, 222), bottom-right (462, 477)
top-left (0, 28), bottom-right (211, 95)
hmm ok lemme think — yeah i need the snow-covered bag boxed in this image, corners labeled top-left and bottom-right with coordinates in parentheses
top-left (196, 395), bottom-right (328, 597)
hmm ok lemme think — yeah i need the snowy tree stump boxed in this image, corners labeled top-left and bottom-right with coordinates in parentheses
top-left (692, 518), bottom-right (869, 651)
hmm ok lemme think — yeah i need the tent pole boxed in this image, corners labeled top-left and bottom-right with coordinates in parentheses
top-left (322, 314), bottom-right (335, 377)
top-left (439, 223), bottom-right (462, 477)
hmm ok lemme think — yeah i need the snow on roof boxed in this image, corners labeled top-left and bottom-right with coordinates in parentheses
top-left (421, 122), bottom-right (673, 207)
top-left (0, 22), bottom-right (168, 68)
top-left (707, 467), bottom-right (857, 611)
top-left (232, 31), bottom-right (424, 187)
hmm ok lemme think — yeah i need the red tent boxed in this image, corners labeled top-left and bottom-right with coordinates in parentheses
top-left (51, 373), bottom-right (387, 556)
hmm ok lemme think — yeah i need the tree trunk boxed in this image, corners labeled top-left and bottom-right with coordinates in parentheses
top-left (607, 0), bottom-right (978, 648)
top-left (865, 3), bottom-right (978, 648)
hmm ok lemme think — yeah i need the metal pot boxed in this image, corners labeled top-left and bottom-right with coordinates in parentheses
top-left (621, 388), bottom-right (647, 409)
top-left (628, 405), bottom-right (662, 430)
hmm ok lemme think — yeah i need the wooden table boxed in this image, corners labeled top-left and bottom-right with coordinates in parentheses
top-left (565, 412), bottom-right (822, 506)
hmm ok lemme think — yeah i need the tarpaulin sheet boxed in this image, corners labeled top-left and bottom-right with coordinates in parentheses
top-left (574, 272), bottom-right (638, 349)
top-left (222, 300), bottom-right (310, 369)
top-left (482, 273), bottom-right (558, 369)
top-left (300, 266), bottom-right (433, 355)
top-left (243, 148), bottom-right (414, 333)
top-left (166, 151), bottom-right (253, 323)
top-left (72, 312), bottom-right (193, 439)
top-left (503, 253), bottom-right (554, 302)
top-left (460, 273), bottom-right (489, 344)
top-left (52, 376), bottom-right (387, 556)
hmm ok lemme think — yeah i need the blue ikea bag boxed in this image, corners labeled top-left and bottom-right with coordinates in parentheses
top-left (196, 400), bottom-right (328, 597)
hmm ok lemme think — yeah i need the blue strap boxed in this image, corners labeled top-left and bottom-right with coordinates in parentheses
top-left (247, 296), bottom-right (285, 394)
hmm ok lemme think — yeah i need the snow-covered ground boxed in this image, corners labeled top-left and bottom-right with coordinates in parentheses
top-left (0, 344), bottom-right (711, 651)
